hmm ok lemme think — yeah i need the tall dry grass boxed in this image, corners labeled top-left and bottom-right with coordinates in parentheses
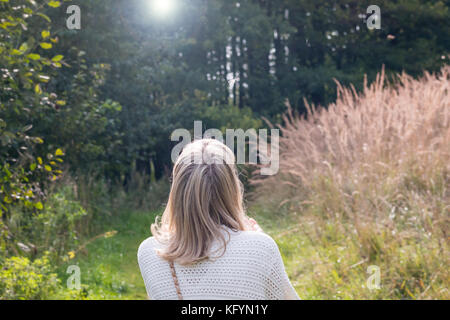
top-left (251, 67), bottom-right (449, 299)
top-left (258, 66), bottom-right (449, 188)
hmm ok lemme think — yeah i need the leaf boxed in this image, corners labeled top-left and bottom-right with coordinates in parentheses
top-left (41, 30), bottom-right (50, 39)
top-left (35, 137), bottom-right (44, 144)
top-left (40, 42), bottom-right (52, 49)
top-left (19, 42), bottom-right (28, 52)
top-left (51, 55), bottom-right (63, 62)
top-left (37, 157), bottom-right (43, 165)
top-left (104, 231), bottom-right (118, 238)
top-left (44, 165), bottom-right (52, 172)
top-left (30, 163), bottom-right (37, 171)
top-left (27, 53), bottom-right (40, 60)
top-left (55, 148), bottom-right (64, 156)
top-left (35, 202), bottom-right (44, 210)
top-left (37, 13), bottom-right (51, 23)
top-left (56, 100), bottom-right (66, 106)
top-left (47, 1), bottom-right (61, 8)
top-left (4, 167), bottom-right (12, 178)
top-left (35, 84), bottom-right (42, 94)
top-left (38, 74), bottom-right (50, 82)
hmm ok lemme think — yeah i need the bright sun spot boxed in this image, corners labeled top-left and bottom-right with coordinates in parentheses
top-left (149, 0), bottom-right (176, 17)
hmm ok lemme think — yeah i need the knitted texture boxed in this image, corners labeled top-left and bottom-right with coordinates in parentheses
top-left (137, 228), bottom-right (300, 300)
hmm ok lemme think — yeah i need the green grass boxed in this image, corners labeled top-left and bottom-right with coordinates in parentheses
top-left (55, 206), bottom-right (301, 300)
top-left (54, 203), bottom-right (448, 300)
top-left (54, 210), bottom-right (160, 300)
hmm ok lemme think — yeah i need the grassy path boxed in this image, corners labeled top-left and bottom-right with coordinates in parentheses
top-left (68, 210), bottom-right (159, 299)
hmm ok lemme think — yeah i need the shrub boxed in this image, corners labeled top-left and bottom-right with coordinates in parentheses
top-left (0, 253), bottom-right (60, 300)
top-left (30, 186), bottom-right (87, 259)
top-left (5, 185), bottom-right (87, 261)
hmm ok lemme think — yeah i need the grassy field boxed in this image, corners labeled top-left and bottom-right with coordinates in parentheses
top-left (58, 207), bottom-right (303, 300)
top-left (55, 210), bottom-right (159, 299)
top-left (56, 203), bottom-right (448, 300)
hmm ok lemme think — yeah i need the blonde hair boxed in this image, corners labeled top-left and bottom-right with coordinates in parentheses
top-left (151, 139), bottom-right (249, 265)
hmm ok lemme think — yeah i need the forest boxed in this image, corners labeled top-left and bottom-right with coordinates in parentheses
top-left (0, 0), bottom-right (449, 299)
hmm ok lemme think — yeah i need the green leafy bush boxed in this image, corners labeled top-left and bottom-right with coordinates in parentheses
top-left (5, 185), bottom-right (87, 261)
top-left (30, 187), bottom-right (87, 259)
top-left (0, 253), bottom-right (60, 300)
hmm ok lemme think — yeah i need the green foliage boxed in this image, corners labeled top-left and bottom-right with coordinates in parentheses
top-left (0, 253), bottom-right (60, 300)
top-left (0, 0), bottom-right (66, 216)
top-left (44, 60), bottom-right (124, 175)
top-left (0, 0), bottom-right (74, 269)
top-left (198, 103), bottom-right (263, 132)
top-left (29, 187), bottom-right (87, 258)
top-left (5, 185), bottom-right (87, 260)
top-left (0, 0), bottom-right (122, 262)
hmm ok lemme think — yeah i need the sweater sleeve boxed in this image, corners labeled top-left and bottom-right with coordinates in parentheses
top-left (137, 238), bottom-right (155, 300)
top-left (266, 237), bottom-right (301, 300)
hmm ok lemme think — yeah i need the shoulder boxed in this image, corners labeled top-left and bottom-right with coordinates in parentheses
top-left (137, 237), bottom-right (162, 262)
top-left (236, 230), bottom-right (277, 243)
top-left (232, 230), bottom-right (280, 254)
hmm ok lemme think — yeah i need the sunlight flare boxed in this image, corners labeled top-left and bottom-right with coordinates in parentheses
top-left (149, 0), bottom-right (176, 18)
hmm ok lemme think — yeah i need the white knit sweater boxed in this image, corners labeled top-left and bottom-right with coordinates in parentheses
top-left (137, 228), bottom-right (300, 300)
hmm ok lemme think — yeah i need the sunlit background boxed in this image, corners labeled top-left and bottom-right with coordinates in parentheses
top-left (147, 0), bottom-right (177, 18)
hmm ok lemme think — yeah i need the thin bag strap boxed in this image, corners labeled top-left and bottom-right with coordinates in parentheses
top-left (169, 261), bottom-right (183, 300)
